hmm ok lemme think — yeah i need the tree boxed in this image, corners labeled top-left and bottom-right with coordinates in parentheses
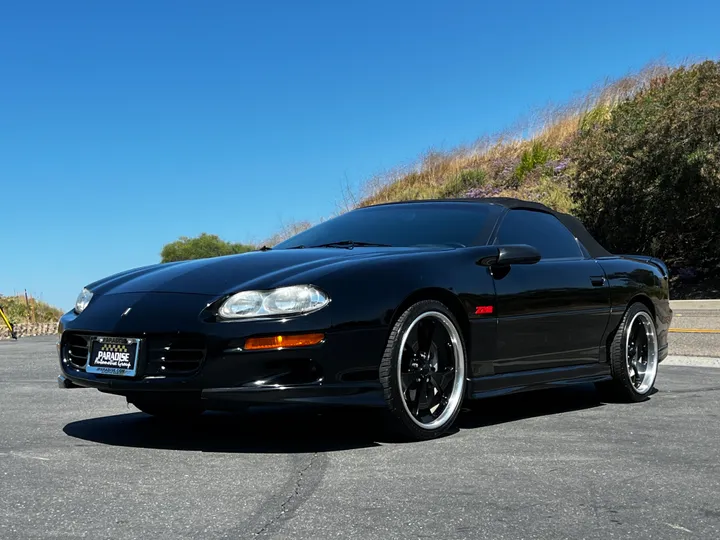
top-left (160, 233), bottom-right (255, 263)
top-left (572, 61), bottom-right (720, 271)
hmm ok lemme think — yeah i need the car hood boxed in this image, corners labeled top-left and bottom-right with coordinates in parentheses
top-left (90, 247), bottom-right (451, 297)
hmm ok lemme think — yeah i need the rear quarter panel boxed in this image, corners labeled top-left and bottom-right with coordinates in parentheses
top-left (595, 257), bottom-right (672, 359)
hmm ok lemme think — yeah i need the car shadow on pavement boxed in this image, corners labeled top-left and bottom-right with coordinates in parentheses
top-left (63, 405), bottom-right (386, 453)
top-left (63, 384), bottom-right (607, 453)
top-left (456, 383), bottom-right (605, 430)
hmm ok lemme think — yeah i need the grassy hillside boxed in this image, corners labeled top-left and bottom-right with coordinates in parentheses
top-left (0, 295), bottom-right (63, 325)
top-left (269, 59), bottom-right (720, 298)
top-left (267, 63), bottom-right (674, 242)
top-left (351, 63), bottom-right (674, 212)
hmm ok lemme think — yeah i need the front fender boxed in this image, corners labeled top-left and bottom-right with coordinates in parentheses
top-left (315, 248), bottom-right (498, 332)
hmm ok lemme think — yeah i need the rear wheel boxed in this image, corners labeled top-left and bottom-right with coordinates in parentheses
top-left (597, 302), bottom-right (659, 402)
top-left (380, 300), bottom-right (467, 440)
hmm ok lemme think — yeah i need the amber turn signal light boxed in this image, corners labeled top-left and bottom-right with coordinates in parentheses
top-left (244, 333), bottom-right (325, 351)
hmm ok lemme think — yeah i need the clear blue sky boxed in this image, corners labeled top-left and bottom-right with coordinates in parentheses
top-left (1, 0), bottom-right (718, 311)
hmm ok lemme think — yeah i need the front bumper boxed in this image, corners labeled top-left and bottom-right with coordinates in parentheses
top-left (57, 292), bottom-right (387, 407)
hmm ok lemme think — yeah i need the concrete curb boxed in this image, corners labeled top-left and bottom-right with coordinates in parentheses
top-left (663, 355), bottom-right (720, 368)
top-left (670, 299), bottom-right (720, 310)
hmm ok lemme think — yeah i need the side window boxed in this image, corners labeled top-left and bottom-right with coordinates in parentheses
top-left (495, 209), bottom-right (583, 259)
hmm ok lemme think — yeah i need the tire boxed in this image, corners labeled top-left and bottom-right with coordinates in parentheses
top-left (130, 398), bottom-right (205, 420)
top-left (597, 302), bottom-right (660, 402)
top-left (379, 300), bottom-right (467, 440)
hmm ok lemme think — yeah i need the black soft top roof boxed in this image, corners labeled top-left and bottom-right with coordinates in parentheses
top-left (370, 196), bottom-right (554, 211)
top-left (366, 197), bottom-right (612, 258)
top-left (554, 212), bottom-right (612, 258)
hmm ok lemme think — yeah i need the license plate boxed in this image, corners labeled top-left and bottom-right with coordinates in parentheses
top-left (86, 337), bottom-right (141, 377)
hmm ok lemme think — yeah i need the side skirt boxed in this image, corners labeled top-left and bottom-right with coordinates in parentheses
top-left (467, 363), bottom-right (612, 400)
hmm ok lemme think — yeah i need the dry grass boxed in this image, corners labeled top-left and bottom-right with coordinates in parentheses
top-left (356, 61), bottom-right (674, 210)
top-left (0, 294), bottom-right (63, 324)
top-left (265, 61), bottom-right (680, 245)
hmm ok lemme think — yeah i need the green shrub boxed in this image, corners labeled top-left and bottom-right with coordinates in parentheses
top-left (513, 141), bottom-right (556, 185)
top-left (438, 169), bottom-right (486, 198)
top-left (579, 104), bottom-right (613, 131)
top-left (536, 177), bottom-right (575, 214)
top-left (572, 61), bottom-right (720, 270)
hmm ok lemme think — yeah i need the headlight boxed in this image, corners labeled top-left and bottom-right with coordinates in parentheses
top-left (218, 285), bottom-right (330, 319)
top-left (74, 288), bottom-right (93, 314)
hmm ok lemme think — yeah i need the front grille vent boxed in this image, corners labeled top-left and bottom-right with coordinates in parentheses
top-left (146, 335), bottom-right (206, 375)
top-left (64, 334), bottom-right (89, 368)
top-left (62, 333), bottom-right (205, 376)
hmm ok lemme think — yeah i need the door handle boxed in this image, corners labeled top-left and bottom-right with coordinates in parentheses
top-left (590, 276), bottom-right (606, 287)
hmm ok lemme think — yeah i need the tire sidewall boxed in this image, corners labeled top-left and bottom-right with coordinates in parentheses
top-left (381, 300), bottom-right (467, 439)
top-left (614, 303), bottom-right (658, 399)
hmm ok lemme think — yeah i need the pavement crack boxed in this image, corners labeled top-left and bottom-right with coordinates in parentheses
top-left (664, 522), bottom-right (694, 533)
top-left (252, 452), bottom-right (321, 537)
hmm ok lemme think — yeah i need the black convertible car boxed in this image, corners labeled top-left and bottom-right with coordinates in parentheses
top-left (58, 198), bottom-right (672, 440)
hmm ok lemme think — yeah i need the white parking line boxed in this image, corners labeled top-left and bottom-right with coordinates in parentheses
top-left (4, 451), bottom-right (51, 461)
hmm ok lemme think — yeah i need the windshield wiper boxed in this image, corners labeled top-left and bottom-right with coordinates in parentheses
top-left (309, 240), bottom-right (393, 249)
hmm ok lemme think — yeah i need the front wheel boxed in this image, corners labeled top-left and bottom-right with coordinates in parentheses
top-left (379, 300), bottom-right (467, 440)
top-left (597, 302), bottom-right (659, 402)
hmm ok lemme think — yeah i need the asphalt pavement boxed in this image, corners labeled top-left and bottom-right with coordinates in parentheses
top-left (1, 329), bottom-right (719, 539)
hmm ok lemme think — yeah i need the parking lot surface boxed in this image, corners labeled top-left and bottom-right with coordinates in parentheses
top-left (1, 335), bottom-right (719, 539)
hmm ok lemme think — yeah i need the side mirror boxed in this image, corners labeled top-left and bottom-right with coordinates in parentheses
top-left (477, 244), bottom-right (541, 266)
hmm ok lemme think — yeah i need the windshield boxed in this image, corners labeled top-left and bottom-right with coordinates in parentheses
top-left (274, 203), bottom-right (501, 249)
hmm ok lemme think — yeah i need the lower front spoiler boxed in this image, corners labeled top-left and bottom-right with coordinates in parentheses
top-left (59, 371), bottom-right (385, 408)
top-left (202, 383), bottom-right (385, 407)
top-left (58, 375), bottom-right (81, 389)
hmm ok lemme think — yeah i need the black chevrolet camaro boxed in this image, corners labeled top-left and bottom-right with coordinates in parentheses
top-left (58, 198), bottom-right (672, 440)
